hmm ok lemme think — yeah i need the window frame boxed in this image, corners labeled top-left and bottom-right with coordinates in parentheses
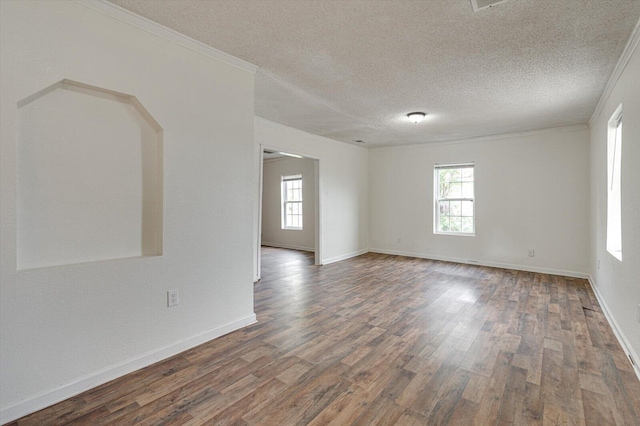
top-left (434, 162), bottom-right (475, 236)
top-left (281, 174), bottom-right (303, 230)
top-left (606, 105), bottom-right (622, 261)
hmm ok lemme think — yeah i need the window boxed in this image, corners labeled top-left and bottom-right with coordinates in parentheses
top-left (607, 105), bottom-right (622, 260)
top-left (282, 174), bottom-right (303, 229)
top-left (434, 163), bottom-right (475, 234)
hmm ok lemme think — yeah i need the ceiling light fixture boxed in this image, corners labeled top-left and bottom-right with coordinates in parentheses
top-left (471, 0), bottom-right (510, 12)
top-left (407, 112), bottom-right (426, 123)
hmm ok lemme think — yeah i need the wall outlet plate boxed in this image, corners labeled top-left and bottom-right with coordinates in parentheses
top-left (168, 289), bottom-right (179, 307)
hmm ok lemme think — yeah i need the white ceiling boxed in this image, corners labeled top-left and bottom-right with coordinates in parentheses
top-left (110, 0), bottom-right (640, 147)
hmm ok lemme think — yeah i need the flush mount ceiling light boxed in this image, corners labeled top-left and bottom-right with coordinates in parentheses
top-left (471, 0), bottom-right (510, 12)
top-left (407, 112), bottom-right (426, 123)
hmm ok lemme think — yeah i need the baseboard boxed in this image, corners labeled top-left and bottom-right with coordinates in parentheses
top-left (0, 313), bottom-right (257, 425)
top-left (262, 242), bottom-right (315, 252)
top-left (322, 248), bottom-right (369, 265)
top-left (368, 248), bottom-right (589, 279)
top-left (587, 275), bottom-right (640, 381)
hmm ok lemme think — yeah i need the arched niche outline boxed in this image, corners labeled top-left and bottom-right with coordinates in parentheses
top-left (17, 79), bottom-right (163, 270)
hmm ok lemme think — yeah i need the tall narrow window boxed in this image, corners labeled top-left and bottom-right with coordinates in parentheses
top-left (607, 105), bottom-right (622, 260)
top-left (434, 163), bottom-right (475, 235)
top-left (282, 174), bottom-right (303, 230)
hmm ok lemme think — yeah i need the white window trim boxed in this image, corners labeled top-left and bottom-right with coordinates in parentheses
top-left (434, 162), bottom-right (475, 236)
top-left (282, 174), bottom-right (303, 230)
top-left (606, 104), bottom-right (622, 261)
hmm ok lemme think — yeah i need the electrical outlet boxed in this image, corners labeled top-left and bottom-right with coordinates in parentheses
top-left (637, 304), bottom-right (640, 323)
top-left (168, 289), bottom-right (179, 307)
top-left (397, 237), bottom-right (402, 244)
top-left (528, 249), bottom-right (535, 257)
top-left (597, 259), bottom-right (601, 270)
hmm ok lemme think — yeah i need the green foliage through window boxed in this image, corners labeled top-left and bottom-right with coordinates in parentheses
top-left (435, 164), bottom-right (474, 234)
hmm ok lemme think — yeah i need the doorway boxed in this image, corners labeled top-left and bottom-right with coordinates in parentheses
top-left (256, 146), bottom-right (321, 281)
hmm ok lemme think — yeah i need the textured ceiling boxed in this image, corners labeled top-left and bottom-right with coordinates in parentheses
top-left (110, 0), bottom-right (640, 147)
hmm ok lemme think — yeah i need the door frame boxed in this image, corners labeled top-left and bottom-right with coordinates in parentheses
top-left (255, 144), bottom-right (322, 281)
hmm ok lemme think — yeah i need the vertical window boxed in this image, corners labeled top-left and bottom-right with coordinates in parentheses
top-left (435, 163), bottom-right (475, 234)
top-left (282, 174), bottom-right (303, 230)
top-left (607, 105), bottom-right (622, 260)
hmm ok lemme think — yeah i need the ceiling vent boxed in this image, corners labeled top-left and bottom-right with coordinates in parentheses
top-left (471, 0), bottom-right (510, 12)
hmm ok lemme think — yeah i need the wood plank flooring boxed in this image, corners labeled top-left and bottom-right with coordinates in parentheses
top-left (11, 247), bottom-right (640, 425)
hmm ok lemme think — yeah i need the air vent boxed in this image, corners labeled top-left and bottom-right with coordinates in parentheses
top-left (471, 0), bottom-right (509, 12)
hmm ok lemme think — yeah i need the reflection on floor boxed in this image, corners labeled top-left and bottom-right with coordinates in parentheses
top-left (259, 245), bottom-right (315, 285)
top-left (12, 248), bottom-right (640, 425)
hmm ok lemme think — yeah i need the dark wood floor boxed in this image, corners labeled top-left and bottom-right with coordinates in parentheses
top-left (11, 247), bottom-right (640, 425)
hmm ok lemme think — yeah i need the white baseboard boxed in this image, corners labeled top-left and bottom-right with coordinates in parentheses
top-left (0, 314), bottom-right (257, 425)
top-left (262, 242), bottom-right (315, 252)
top-left (587, 276), bottom-right (640, 381)
top-left (368, 248), bottom-right (589, 279)
top-left (322, 248), bottom-right (368, 265)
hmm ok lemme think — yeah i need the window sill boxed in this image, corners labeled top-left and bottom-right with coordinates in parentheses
top-left (282, 227), bottom-right (303, 231)
top-left (434, 231), bottom-right (475, 237)
top-left (607, 249), bottom-right (622, 261)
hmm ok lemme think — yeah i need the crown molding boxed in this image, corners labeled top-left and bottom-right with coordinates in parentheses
top-left (257, 116), bottom-right (587, 151)
top-left (589, 17), bottom-right (640, 127)
top-left (255, 116), bottom-right (368, 151)
top-left (72, 0), bottom-right (257, 75)
top-left (370, 123), bottom-right (589, 151)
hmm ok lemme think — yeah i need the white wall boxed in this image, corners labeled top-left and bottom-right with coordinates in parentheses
top-left (369, 126), bottom-right (590, 277)
top-left (254, 118), bottom-right (369, 269)
top-left (0, 1), bottom-right (256, 422)
top-left (3, 2), bottom-right (634, 423)
top-left (262, 157), bottom-right (316, 251)
top-left (589, 33), bottom-right (640, 375)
